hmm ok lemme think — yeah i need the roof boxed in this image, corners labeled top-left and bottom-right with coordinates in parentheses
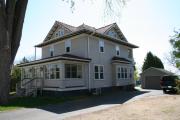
top-left (141, 67), bottom-right (174, 75)
top-left (112, 56), bottom-right (131, 64)
top-left (38, 21), bottom-right (138, 48)
top-left (17, 54), bottom-right (91, 67)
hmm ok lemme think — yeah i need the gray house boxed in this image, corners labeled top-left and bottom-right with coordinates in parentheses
top-left (140, 67), bottom-right (174, 90)
top-left (18, 21), bottom-right (138, 96)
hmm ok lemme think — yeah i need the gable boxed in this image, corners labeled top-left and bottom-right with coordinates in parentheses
top-left (44, 21), bottom-right (76, 42)
top-left (104, 24), bottom-right (127, 41)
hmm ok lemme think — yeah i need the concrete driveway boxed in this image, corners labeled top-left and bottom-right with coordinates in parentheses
top-left (0, 88), bottom-right (163, 120)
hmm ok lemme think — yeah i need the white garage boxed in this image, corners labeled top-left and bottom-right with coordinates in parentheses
top-left (140, 67), bottom-right (174, 90)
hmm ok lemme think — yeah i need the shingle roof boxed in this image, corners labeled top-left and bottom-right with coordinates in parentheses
top-left (17, 54), bottom-right (91, 67)
top-left (96, 23), bottom-right (114, 34)
top-left (142, 67), bottom-right (174, 75)
top-left (112, 56), bottom-right (131, 64)
top-left (40, 21), bottom-right (138, 48)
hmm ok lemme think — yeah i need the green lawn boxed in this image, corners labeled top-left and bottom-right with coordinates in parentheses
top-left (0, 95), bottom-right (88, 112)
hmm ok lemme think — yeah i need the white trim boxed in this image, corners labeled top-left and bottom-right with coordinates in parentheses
top-left (43, 86), bottom-right (87, 91)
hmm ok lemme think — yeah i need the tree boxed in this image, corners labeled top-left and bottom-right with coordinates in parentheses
top-left (170, 30), bottom-right (180, 69)
top-left (142, 52), bottom-right (164, 71)
top-left (10, 65), bottom-right (21, 92)
top-left (134, 67), bottom-right (139, 81)
top-left (0, 0), bottom-right (28, 104)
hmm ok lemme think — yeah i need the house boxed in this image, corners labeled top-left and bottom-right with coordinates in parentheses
top-left (140, 67), bottom-right (174, 90)
top-left (17, 21), bottom-right (138, 96)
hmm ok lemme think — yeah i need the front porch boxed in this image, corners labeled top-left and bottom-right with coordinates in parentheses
top-left (17, 54), bottom-right (91, 96)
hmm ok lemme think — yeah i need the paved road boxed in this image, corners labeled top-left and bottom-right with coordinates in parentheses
top-left (0, 89), bottom-right (163, 120)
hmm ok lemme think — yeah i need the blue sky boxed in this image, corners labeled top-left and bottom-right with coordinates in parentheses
top-left (16, 0), bottom-right (180, 73)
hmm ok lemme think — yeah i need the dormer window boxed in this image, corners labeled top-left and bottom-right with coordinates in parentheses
top-left (116, 46), bottom-right (120, 56)
top-left (55, 29), bottom-right (64, 37)
top-left (99, 40), bottom-right (104, 53)
top-left (50, 45), bottom-right (54, 57)
top-left (65, 39), bottom-right (71, 53)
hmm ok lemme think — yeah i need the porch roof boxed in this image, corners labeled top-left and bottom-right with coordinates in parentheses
top-left (17, 54), bottom-right (91, 67)
top-left (112, 56), bottom-right (131, 64)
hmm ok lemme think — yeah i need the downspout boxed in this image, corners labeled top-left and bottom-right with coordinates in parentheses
top-left (88, 30), bottom-right (95, 92)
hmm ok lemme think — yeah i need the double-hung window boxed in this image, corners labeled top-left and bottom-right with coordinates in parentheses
top-left (94, 65), bottom-right (104, 80)
top-left (99, 40), bottom-right (104, 53)
top-left (116, 46), bottom-right (120, 56)
top-left (128, 49), bottom-right (132, 58)
top-left (45, 64), bottom-right (60, 80)
top-left (65, 40), bottom-right (71, 53)
top-left (50, 45), bottom-right (54, 57)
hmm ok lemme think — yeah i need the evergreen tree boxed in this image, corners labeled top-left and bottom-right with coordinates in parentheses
top-left (142, 52), bottom-right (164, 71)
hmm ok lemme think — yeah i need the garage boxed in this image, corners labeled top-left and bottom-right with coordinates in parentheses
top-left (140, 67), bottom-right (174, 90)
top-left (144, 76), bottom-right (161, 89)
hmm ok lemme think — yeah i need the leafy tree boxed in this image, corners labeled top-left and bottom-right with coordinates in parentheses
top-left (170, 30), bottom-right (180, 69)
top-left (0, 0), bottom-right (28, 104)
top-left (134, 67), bottom-right (139, 81)
top-left (10, 65), bottom-right (21, 92)
top-left (142, 52), bottom-right (164, 71)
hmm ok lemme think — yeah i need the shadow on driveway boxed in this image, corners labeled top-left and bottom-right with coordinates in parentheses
top-left (39, 90), bottom-right (149, 114)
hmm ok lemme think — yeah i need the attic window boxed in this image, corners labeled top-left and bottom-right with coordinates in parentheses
top-left (55, 29), bottom-right (64, 37)
top-left (108, 31), bottom-right (117, 38)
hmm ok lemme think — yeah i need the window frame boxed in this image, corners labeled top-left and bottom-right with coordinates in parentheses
top-left (65, 39), bottom-right (71, 53)
top-left (94, 65), bottom-right (104, 80)
top-left (116, 45), bottom-right (120, 56)
top-left (99, 40), bottom-right (104, 53)
top-left (65, 64), bottom-right (82, 79)
top-left (117, 66), bottom-right (132, 80)
top-left (49, 45), bottom-right (54, 57)
top-left (45, 64), bottom-right (61, 80)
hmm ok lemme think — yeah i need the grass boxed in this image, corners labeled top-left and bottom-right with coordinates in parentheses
top-left (0, 95), bottom-right (89, 112)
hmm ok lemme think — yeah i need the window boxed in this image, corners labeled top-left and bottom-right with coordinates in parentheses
top-left (128, 49), bottom-right (132, 58)
top-left (45, 64), bottom-right (60, 80)
top-left (99, 40), bottom-right (104, 53)
top-left (94, 65), bottom-right (104, 80)
top-left (117, 67), bottom-right (132, 79)
top-left (116, 46), bottom-right (120, 56)
top-left (108, 30), bottom-right (117, 38)
top-left (65, 64), bottom-right (82, 78)
top-left (55, 29), bottom-right (64, 37)
top-left (50, 45), bottom-right (54, 57)
top-left (129, 68), bottom-right (133, 79)
top-left (65, 40), bottom-right (71, 53)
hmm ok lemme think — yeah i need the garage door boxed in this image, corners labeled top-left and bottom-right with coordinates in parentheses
top-left (145, 76), bottom-right (161, 89)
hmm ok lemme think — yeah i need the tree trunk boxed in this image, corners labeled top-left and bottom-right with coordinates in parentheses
top-left (0, 0), bottom-right (28, 104)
